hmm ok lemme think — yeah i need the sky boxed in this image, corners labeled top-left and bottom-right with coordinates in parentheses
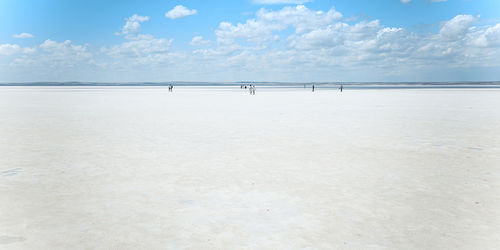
top-left (0, 0), bottom-right (499, 82)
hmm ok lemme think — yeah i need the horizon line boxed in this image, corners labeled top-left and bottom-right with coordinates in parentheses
top-left (2, 81), bottom-right (500, 86)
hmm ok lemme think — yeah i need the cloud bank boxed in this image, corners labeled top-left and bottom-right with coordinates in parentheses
top-left (1, 5), bottom-right (499, 82)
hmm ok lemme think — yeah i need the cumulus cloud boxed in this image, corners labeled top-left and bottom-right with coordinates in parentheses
top-left (22, 47), bottom-right (37, 54)
top-left (439, 14), bottom-right (477, 41)
top-left (4, 39), bottom-right (96, 82)
top-left (252, 0), bottom-right (312, 4)
top-left (104, 14), bottom-right (176, 67)
top-left (13, 33), bottom-right (34, 38)
top-left (190, 36), bottom-right (211, 46)
top-left (0, 44), bottom-right (20, 55)
top-left (39, 39), bottom-right (92, 61)
top-left (1, 5), bottom-right (500, 82)
top-left (469, 23), bottom-right (500, 47)
top-left (120, 14), bottom-right (150, 39)
top-left (106, 38), bottom-right (172, 58)
top-left (165, 5), bottom-right (197, 19)
top-left (204, 6), bottom-right (500, 81)
top-left (288, 20), bottom-right (384, 50)
top-left (216, 5), bottom-right (342, 44)
top-left (400, 0), bottom-right (411, 4)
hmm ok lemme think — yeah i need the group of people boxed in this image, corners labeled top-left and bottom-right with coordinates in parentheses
top-left (241, 85), bottom-right (256, 95)
top-left (167, 83), bottom-right (342, 94)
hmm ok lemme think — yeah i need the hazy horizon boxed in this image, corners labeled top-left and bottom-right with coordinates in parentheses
top-left (1, 81), bottom-right (500, 87)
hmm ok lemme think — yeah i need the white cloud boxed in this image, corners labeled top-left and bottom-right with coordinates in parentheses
top-left (193, 44), bottom-right (242, 58)
top-left (120, 14), bottom-right (150, 39)
top-left (4, 39), bottom-right (97, 81)
top-left (105, 13), bottom-right (177, 67)
top-left (106, 37), bottom-right (172, 58)
top-left (190, 36), bottom-right (211, 46)
top-left (252, 0), bottom-right (312, 4)
top-left (469, 23), bottom-right (500, 47)
top-left (258, 5), bottom-right (342, 32)
top-left (13, 33), bottom-right (34, 38)
top-left (39, 39), bottom-right (92, 60)
top-left (104, 38), bottom-right (174, 67)
top-left (205, 7), bottom-right (500, 81)
top-left (165, 5), bottom-right (197, 19)
top-left (22, 47), bottom-right (37, 54)
top-left (1, 5), bottom-right (499, 82)
top-left (215, 5), bottom-right (342, 44)
top-left (439, 14), bottom-right (477, 41)
top-left (0, 44), bottom-right (20, 55)
top-left (288, 20), bottom-right (384, 50)
top-left (400, 0), bottom-right (411, 4)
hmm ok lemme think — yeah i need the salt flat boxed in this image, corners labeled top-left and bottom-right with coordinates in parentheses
top-left (1, 86), bottom-right (499, 249)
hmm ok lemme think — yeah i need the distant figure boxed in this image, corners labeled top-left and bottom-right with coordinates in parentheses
top-left (249, 85), bottom-right (255, 95)
top-left (312, 84), bottom-right (315, 92)
top-left (340, 84), bottom-right (343, 92)
top-left (244, 85), bottom-right (247, 89)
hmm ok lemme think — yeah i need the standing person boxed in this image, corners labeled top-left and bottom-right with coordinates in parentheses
top-left (252, 85), bottom-right (256, 95)
top-left (340, 84), bottom-right (343, 92)
top-left (312, 84), bottom-right (315, 92)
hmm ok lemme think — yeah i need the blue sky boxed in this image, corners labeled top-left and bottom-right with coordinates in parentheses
top-left (1, 0), bottom-right (499, 82)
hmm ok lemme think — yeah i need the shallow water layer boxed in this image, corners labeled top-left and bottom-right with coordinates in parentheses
top-left (1, 87), bottom-right (499, 249)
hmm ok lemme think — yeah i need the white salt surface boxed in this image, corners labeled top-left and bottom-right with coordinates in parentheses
top-left (1, 86), bottom-right (500, 249)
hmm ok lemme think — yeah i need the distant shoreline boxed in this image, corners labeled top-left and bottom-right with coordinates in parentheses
top-left (1, 81), bottom-right (500, 87)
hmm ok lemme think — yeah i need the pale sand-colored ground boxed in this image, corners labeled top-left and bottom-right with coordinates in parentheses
top-left (1, 86), bottom-right (499, 249)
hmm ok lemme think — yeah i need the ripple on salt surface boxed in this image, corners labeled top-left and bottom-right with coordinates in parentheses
top-left (0, 235), bottom-right (26, 245)
top-left (468, 147), bottom-right (483, 151)
top-left (171, 188), bottom-right (315, 247)
top-left (1, 168), bottom-right (22, 177)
